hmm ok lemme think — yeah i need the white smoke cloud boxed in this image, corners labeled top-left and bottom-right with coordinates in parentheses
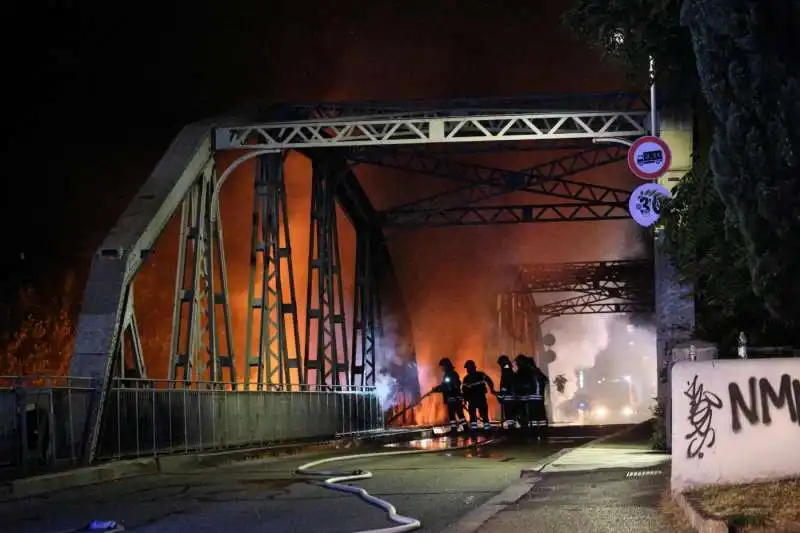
top-left (545, 314), bottom-right (612, 400)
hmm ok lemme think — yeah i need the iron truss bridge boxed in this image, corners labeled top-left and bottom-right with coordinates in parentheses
top-left (66, 92), bottom-right (654, 463)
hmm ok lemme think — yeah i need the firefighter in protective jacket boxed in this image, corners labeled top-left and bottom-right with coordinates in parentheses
top-left (432, 358), bottom-right (466, 432)
top-left (496, 354), bottom-right (520, 429)
top-left (514, 355), bottom-right (549, 438)
top-left (462, 360), bottom-right (494, 431)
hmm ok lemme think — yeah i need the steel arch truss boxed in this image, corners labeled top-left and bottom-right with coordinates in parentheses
top-left (214, 110), bottom-right (649, 151)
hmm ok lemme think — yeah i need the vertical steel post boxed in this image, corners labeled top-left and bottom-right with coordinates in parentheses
top-left (350, 233), bottom-right (378, 386)
top-left (201, 169), bottom-right (237, 388)
top-left (303, 158), bottom-right (350, 387)
top-left (244, 153), bottom-right (303, 391)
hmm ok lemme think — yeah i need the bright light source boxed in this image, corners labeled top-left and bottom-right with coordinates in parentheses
top-left (628, 341), bottom-right (635, 346)
top-left (594, 406), bottom-right (608, 418)
top-left (623, 375), bottom-right (632, 383)
top-left (622, 406), bottom-right (634, 417)
top-left (611, 30), bottom-right (625, 46)
top-left (626, 324), bottom-right (635, 333)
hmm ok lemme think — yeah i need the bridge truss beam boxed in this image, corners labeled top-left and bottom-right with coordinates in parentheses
top-left (351, 145), bottom-right (630, 213)
top-left (69, 93), bottom-right (654, 464)
top-left (214, 110), bottom-right (650, 151)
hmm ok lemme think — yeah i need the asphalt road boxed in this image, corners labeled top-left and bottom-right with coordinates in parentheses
top-left (2, 425), bottom-right (627, 533)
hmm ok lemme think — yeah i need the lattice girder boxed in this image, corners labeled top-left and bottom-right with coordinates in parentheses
top-left (382, 202), bottom-right (629, 227)
top-left (214, 110), bottom-right (650, 150)
top-left (354, 145), bottom-right (630, 216)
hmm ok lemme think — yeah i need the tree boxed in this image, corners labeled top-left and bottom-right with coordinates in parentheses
top-left (562, 0), bottom-right (699, 106)
top-left (659, 167), bottom-right (790, 352)
top-left (680, 0), bottom-right (800, 329)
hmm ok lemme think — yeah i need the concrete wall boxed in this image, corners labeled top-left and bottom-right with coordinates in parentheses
top-left (671, 358), bottom-right (800, 492)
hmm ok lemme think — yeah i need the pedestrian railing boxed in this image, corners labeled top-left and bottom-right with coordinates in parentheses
top-left (0, 376), bottom-right (384, 473)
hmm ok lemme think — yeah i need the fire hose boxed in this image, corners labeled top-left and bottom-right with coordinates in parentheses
top-left (385, 390), bottom-right (434, 426)
top-left (295, 436), bottom-right (499, 533)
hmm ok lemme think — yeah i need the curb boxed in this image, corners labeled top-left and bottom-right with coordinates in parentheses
top-left (672, 491), bottom-right (729, 533)
top-left (438, 424), bottom-right (639, 533)
top-left (3, 428), bottom-right (434, 500)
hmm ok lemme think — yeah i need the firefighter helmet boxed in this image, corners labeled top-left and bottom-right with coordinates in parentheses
top-left (439, 357), bottom-right (454, 368)
top-left (497, 354), bottom-right (511, 367)
top-left (464, 360), bottom-right (477, 370)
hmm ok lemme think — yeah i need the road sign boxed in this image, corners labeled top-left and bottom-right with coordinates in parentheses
top-left (627, 136), bottom-right (671, 180)
top-left (629, 182), bottom-right (671, 227)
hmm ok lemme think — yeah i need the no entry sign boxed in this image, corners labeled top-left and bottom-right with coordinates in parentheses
top-left (627, 136), bottom-right (672, 180)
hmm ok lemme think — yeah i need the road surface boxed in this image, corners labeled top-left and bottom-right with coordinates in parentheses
top-left (2, 425), bottom-right (626, 533)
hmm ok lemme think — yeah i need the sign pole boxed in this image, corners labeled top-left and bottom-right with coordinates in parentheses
top-left (649, 56), bottom-right (658, 137)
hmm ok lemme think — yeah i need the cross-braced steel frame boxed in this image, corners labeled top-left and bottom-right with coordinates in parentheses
top-left (496, 260), bottom-right (655, 364)
top-left (69, 92), bottom-right (653, 463)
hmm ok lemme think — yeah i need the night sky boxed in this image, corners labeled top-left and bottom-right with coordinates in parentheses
top-left (2, 1), bottom-right (648, 389)
top-left (2, 1), bottom-right (629, 289)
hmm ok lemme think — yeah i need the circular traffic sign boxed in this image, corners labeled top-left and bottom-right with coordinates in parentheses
top-left (628, 182), bottom-right (671, 227)
top-left (627, 136), bottom-right (672, 180)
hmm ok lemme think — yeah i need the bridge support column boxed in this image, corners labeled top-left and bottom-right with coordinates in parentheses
top-left (304, 158), bottom-right (350, 387)
top-left (351, 233), bottom-right (379, 386)
top-left (655, 109), bottom-right (696, 447)
top-left (243, 153), bottom-right (303, 391)
top-left (168, 165), bottom-right (237, 387)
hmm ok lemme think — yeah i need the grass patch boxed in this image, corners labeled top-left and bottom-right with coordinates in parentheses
top-left (687, 478), bottom-right (800, 532)
top-left (659, 490), bottom-right (697, 533)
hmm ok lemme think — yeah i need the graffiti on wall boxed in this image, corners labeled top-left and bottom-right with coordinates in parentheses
top-left (683, 374), bottom-right (723, 459)
top-left (729, 374), bottom-right (800, 433)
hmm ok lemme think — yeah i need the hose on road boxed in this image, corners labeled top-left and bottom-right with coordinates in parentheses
top-left (295, 435), bottom-right (500, 533)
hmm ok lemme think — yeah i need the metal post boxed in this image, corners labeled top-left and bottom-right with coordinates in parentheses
top-left (650, 56), bottom-right (658, 137)
top-left (169, 170), bottom-right (208, 384)
top-left (201, 169), bottom-right (237, 388)
top-left (303, 157), bottom-right (350, 387)
top-left (244, 153), bottom-right (303, 391)
top-left (351, 233), bottom-right (378, 386)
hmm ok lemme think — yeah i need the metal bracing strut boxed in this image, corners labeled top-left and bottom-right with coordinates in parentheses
top-left (168, 167), bottom-right (237, 387)
top-left (115, 282), bottom-right (147, 380)
top-left (353, 145), bottom-right (630, 215)
top-left (244, 154), bottom-right (303, 390)
top-left (537, 291), bottom-right (649, 317)
top-left (516, 260), bottom-right (654, 293)
top-left (350, 233), bottom-right (378, 386)
top-left (214, 110), bottom-right (649, 151)
top-left (304, 159), bottom-right (350, 387)
top-left (383, 202), bottom-right (629, 227)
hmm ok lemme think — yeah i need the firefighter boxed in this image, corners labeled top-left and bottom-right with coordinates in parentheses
top-left (462, 360), bottom-right (494, 431)
top-left (495, 354), bottom-right (520, 430)
top-left (514, 354), bottom-right (536, 435)
top-left (529, 358), bottom-right (550, 439)
top-left (432, 358), bottom-right (466, 433)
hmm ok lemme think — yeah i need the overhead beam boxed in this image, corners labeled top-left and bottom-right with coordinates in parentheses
top-left (365, 146), bottom-right (630, 215)
top-left (382, 202), bottom-right (629, 227)
top-left (540, 301), bottom-right (654, 316)
top-left (516, 260), bottom-right (653, 292)
top-left (538, 291), bottom-right (653, 317)
top-left (214, 110), bottom-right (650, 150)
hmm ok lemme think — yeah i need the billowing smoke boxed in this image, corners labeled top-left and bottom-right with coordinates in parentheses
top-left (545, 315), bottom-right (612, 400)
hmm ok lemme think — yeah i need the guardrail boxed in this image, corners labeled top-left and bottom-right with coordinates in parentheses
top-left (0, 376), bottom-right (383, 473)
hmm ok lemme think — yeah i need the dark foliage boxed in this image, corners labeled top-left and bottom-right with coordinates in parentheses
top-left (681, 0), bottom-right (800, 328)
top-left (562, 0), bottom-right (699, 107)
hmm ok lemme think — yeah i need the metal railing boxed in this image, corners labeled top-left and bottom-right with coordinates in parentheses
top-left (0, 376), bottom-right (384, 472)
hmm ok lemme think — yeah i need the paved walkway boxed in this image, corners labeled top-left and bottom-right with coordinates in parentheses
top-left (476, 437), bottom-right (677, 533)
